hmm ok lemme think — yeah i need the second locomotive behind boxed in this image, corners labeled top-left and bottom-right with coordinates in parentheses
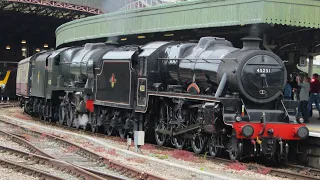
top-left (17, 36), bottom-right (309, 163)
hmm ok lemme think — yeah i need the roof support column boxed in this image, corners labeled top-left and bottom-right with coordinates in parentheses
top-left (308, 56), bottom-right (314, 78)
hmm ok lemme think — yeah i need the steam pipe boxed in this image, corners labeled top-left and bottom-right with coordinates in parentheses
top-left (259, 112), bottom-right (266, 135)
top-left (215, 73), bottom-right (227, 98)
top-left (279, 139), bottom-right (283, 157)
top-left (263, 34), bottom-right (272, 52)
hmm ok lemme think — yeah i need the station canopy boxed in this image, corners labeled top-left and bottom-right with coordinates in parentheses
top-left (56, 0), bottom-right (320, 46)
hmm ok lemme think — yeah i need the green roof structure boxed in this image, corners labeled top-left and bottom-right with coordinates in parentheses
top-left (56, 0), bottom-right (320, 47)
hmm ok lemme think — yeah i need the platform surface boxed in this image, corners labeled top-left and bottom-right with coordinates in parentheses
top-left (306, 110), bottom-right (320, 137)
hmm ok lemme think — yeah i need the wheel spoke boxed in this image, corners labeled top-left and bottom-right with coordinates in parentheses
top-left (155, 103), bottom-right (168, 146)
top-left (208, 136), bottom-right (221, 157)
top-left (173, 136), bottom-right (185, 149)
top-left (91, 112), bottom-right (97, 133)
top-left (106, 125), bottom-right (114, 136)
top-left (191, 134), bottom-right (205, 154)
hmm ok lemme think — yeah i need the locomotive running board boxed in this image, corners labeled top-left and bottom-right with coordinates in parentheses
top-left (148, 91), bottom-right (219, 102)
top-left (156, 123), bottom-right (201, 136)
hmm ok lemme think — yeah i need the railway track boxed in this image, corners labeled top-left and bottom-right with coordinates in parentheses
top-left (46, 122), bottom-right (320, 180)
top-left (282, 163), bottom-right (320, 179)
top-left (153, 145), bottom-right (320, 180)
top-left (0, 102), bottom-right (18, 108)
top-left (0, 145), bottom-right (107, 180)
top-left (0, 129), bottom-right (124, 180)
top-left (0, 117), bottom-right (165, 180)
top-left (1, 112), bottom-right (320, 180)
top-left (0, 157), bottom-right (65, 180)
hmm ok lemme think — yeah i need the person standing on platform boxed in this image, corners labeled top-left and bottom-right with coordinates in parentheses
top-left (297, 76), bottom-right (310, 123)
top-left (308, 73), bottom-right (320, 120)
top-left (0, 84), bottom-right (5, 103)
top-left (284, 77), bottom-right (292, 100)
top-left (308, 77), bottom-right (313, 117)
top-left (294, 75), bottom-right (301, 115)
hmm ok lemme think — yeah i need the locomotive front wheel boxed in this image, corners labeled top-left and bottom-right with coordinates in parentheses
top-left (82, 122), bottom-right (91, 131)
top-left (75, 119), bottom-right (80, 129)
top-left (228, 142), bottom-right (243, 161)
top-left (44, 104), bottom-right (50, 121)
top-left (191, 134), bottom-right (205, 154)
top-left (67, 117), bottom-right (73, 128)
top-left (155, 103), bottom-right (168, 146)
top-left (91, 112), bottom-right (97, 133)
top-left (173, 136), bottom-right (186, 150)
top-left (67, 104), bottom-right (75, 128)
top-left (155, 123), bottom-right (167, 146)
top-left (58, 105), bottom-right (66, 126)
top-left (119, 128), bottom-right (128, 139)
top-left (40, 105), bottom-right (45, 120)
top-left (106, 126), bottom-right (115, 136)
top-left (208, 136), bottom-right (221, 157)
top-left (23, 103), bottom-right (27, 114)
top-left (92, 126), bottom-right (97, 133)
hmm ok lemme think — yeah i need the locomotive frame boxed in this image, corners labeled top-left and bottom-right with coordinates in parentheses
top-left (16, 36), bottom-right (309, 163)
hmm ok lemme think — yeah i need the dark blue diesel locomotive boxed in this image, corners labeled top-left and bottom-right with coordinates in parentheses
top-left (16, 37), bottom-right (309, 162)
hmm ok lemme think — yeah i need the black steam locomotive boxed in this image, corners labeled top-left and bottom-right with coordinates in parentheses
top-left (17, 36), bottom-right (309, 162)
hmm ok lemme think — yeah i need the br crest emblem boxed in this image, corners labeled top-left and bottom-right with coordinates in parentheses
top-left (109, 73), bottom-right (117, 88)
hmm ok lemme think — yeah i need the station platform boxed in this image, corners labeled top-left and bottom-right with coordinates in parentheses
top-left (306, 110), bottom-right (320, 137)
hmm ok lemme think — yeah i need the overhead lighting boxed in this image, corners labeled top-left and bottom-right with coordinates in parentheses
top-left (22, 47), bottom-right (27, 51)
top-left (138, 36), bottom-right (145, 39)
top-left (36, 48), bottom-right (40, 52)
top-left (121, 38), bottom-right (127, 41)
top-left (6, 45), bottom-right (10, 50)
top-left (21, 40), bottom-right (26, 44)
top-left (164, 34), bottom-right (174, 37)
top-left (44, 44), bottom-right (48, 48)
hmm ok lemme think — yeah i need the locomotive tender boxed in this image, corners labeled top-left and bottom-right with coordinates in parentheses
top-left (16, 36), bottom-right (309, 161)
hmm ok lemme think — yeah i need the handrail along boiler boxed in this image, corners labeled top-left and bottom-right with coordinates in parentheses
top-left (16, 36), bottom-right (309, 162)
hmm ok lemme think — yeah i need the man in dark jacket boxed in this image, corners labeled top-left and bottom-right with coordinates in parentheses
top-left (308, 73), bottom-right (320, 120)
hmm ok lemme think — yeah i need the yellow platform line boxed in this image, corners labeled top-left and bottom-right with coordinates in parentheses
top-left (307, 127), bottom-right (320, 133)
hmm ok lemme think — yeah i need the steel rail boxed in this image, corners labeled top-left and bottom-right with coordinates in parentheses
top-left (282, 163), bottom-right (320, 179)
top-left (0, 145), bottom-right (119, 180)
top-left (153, 145), bottom-right (320, 180)
top-left (0, 103), bottom-right (19, 108)
top-left (0, 129), bottom-right (54, 157)
top-left (269, 168), bottom-right (320, 180)
top-left (0, 117), bottom-right (166, 180)
top-left (0, 158), bottom-right (65, 180)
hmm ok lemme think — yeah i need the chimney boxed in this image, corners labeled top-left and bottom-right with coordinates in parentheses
top-left (241, 36), bottom-right (261, 50)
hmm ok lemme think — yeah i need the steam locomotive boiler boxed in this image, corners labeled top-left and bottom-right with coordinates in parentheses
top-left (16, 36), bottom-right (309, 162)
